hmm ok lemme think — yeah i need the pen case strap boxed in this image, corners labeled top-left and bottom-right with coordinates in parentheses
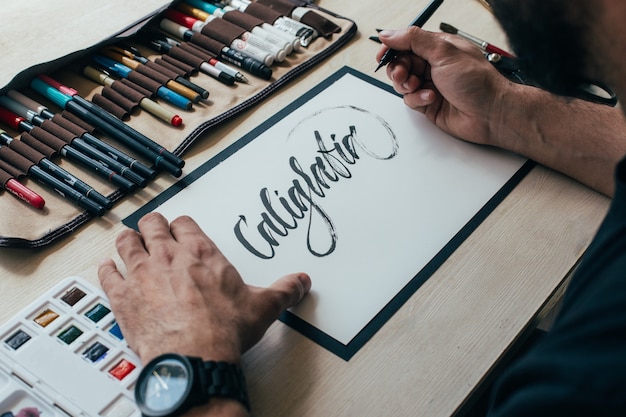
top-left (92, 93), bottom-right (132, 120)
top-left (19, 133), bottom-right (56, 159)
top-left (0, 160), bottom-right (23, 178)
top-left (108, 81), bottom-right (148, 105)
top-left (256, 0), bottom-right (341, 37)
top-left (222, 10), bottom-right (266, 32)
top-left (201, 19), bottom-right (247, 46)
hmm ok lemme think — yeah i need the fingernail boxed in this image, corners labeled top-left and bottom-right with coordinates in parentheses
top-left (378, 30), bottom-right (393, 38)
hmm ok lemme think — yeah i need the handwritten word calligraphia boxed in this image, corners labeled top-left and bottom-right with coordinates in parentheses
top-left (234, 106), bottom-right (400, 259)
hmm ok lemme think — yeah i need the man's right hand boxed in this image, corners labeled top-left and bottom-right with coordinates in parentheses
top-left (377, 27), bottom-right (514, 148)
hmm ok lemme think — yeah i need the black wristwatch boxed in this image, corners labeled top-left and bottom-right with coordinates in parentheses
top-left (135, 353), bottom-right (250, 417)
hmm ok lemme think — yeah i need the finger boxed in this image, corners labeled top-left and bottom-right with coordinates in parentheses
top-left (98, 258), bottom-right (126, 298)
top-left (403, 88), bottom-right (438, 110)
top-left (136, 212), bottom-right (175, 255)
top-left (114, 226), bottom-right (150, 268)
top-left (169, 215), bottom-right (220, 260)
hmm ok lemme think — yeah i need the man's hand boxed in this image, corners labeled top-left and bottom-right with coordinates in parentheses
top-left (377, 27), bottom-right (512, 147)
top-left (98, 212), bottom-right (311, 365)
top-left (377, 26), bottom-right (626, 196)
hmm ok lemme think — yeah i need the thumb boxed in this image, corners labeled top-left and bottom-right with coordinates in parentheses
top-left (263, 272), bottom-right (312, 316)
top-left (259, 273), bottom-right (311, 322)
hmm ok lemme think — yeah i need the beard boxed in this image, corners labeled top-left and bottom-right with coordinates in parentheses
top-left (490, 0), bottom-right (595, 97)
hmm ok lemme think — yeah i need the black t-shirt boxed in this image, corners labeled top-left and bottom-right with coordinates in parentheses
top-left (487, 159), bottom-right (626, 416)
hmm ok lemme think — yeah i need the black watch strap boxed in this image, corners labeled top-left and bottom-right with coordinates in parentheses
top-left (202, 361), bottom-right (250, 412)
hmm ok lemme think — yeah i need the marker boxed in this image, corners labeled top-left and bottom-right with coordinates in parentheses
top-left (177, 2), bottom-right (295, 55)
top-left (91, 55), bottom-right (193, 110)
top-left (0, 134), bottom-right (106, 215)
top-left (166, 8), bottom-right (286, 62)
top-left (99, 49), bottom-right (202, 103)
top-left (144, 30), bottom-right (236, 86)
top-left (144, 27), bottom-right (272, 81)
top-left (0, 121), bottom-right (112, 209)
top-left (0, 95), bottom-right (147, 187)
top-left (439, 22), bottom-right (515, 58)
top-left (225, 0), bottom-right (317, 47)
top-left (31, 76), bottom-right (184, 176)
top-left (163, 11), bottom-right (276, 66)
top-left (110, 45), bottom-right (210, 99)
top-left (82, 65), bottom-right (184, 127)
top-left (0, 165), bottom-right (46, 209)
top-left (183, 1), bottom-right (301, 52)
top-left (0, 105), bottom-right (138, 193)
top-left (37, 74), bottom-right (185, 169)
top-left (7, 90), bottom-right (157, 180)
top-left (177, 41), bottom-right (249, 83)
top-left (375, 0), bottom-right (444, 71)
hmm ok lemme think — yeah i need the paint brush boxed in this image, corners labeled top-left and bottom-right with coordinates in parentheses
top-left (439, 22), bottom-right (515, 58)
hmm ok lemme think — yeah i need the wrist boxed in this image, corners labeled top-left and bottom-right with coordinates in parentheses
top-left (137, 341), bottom-right (242, 366)
top-left (135, 353), bottom-right (250, 417)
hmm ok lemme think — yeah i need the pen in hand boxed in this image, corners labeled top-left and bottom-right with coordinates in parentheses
top-left (375, 0), bottom-right (444, 72)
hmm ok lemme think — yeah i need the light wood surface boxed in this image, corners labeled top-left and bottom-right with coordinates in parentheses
top-left (0, 0), bottom-right (611, 416)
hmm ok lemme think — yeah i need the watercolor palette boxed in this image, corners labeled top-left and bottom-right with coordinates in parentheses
top-left (0, 277), bottom-right (141, 417)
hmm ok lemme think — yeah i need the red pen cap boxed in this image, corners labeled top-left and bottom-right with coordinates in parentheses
top-left (5, 178), bottom-right (46, 209)
top-left (165, 9), bottom-right (199, 29)
top-left (0, 106), bottom-right (25, 130)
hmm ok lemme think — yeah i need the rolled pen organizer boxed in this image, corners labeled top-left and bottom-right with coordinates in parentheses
top-left (0, 0), bottom-right (356, 248)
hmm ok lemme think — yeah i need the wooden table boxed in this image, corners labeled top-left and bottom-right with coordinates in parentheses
top-left (0, 0), bottom-right (611, 415)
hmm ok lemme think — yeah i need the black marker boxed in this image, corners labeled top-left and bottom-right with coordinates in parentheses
top-left (31, 77), bottom-right (182, 177)
top-left (375, 0), bottom-right (444, 71)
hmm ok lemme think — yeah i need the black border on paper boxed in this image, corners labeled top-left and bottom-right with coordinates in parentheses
top-left (123, 66), bottom-right (534, 361)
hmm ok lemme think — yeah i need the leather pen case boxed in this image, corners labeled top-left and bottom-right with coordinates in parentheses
top-left (0, 0), bottom-right (357, 248)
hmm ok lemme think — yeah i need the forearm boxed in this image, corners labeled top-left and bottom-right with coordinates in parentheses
top-left (492, 82), bottom-right (626, 196)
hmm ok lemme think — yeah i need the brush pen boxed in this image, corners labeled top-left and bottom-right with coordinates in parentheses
top-left (7, 90), bottom-right (157, 180)
top-left (0, 106), bottom-right (137, 193)
top-left (0, 165), bottom-right (46, 209)
top-left (91, 55), bottom-right (193, 110)
top-left (110, 45), bottom-right (211, 98)
top-left (82, 65), bottom-right (184, 127)
top-left (31, 77), bottom-right (184, 176)
top-left (375, 0), bottom-right (444, 71)
top-left (439, 22), bottom-right (514, 58)
top-left (0, 131), bottom-right (108, 214)
top-left (0, 95), bottom-right (147, 187)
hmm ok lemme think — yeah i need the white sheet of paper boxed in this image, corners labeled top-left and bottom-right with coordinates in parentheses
top-left (142, 70), bottom-right (527, 346)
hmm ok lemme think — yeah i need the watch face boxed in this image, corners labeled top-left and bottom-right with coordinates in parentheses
top-left (137, 356), bottom-right (192, 415)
